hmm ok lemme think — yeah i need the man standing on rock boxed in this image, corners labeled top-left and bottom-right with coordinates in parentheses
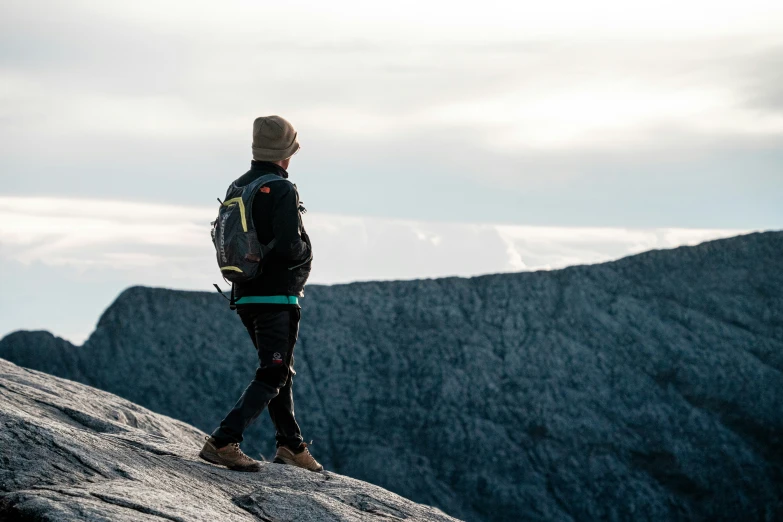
top-left (200, 116), bottom-right (322, 473)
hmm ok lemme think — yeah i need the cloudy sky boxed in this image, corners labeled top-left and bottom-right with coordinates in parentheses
top-left (1, 1), bottom-right (781, 343)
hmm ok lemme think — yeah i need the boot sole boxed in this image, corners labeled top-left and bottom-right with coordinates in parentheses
top-left (199, 450), bottom-right (261, 472)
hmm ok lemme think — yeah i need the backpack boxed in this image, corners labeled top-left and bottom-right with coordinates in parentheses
top-left (210, 173), bottom-right (287, 286)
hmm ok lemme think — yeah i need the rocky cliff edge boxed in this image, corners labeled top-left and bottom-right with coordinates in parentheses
top-left (0, 358), bottom-right (461, 522)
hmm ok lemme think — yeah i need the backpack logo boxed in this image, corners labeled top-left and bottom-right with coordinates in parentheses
top-left (259, 186), bottom-right (271, 193)
top-left (218, 212), bottom-right (230, 263)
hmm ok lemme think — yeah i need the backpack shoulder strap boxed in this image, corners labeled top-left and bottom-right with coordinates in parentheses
top-left (240, 174), bottom-right (289, 213)
top-left (242, 173), bottom-right (289, 253)
top-left (248, 173), bottom-right (290, 191)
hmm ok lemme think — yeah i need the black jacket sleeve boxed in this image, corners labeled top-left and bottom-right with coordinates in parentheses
top-left (271, 183), bottom-right (310, 262)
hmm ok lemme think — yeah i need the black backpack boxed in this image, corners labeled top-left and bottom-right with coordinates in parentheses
top-left (211, 173), bottom-right (287, 286)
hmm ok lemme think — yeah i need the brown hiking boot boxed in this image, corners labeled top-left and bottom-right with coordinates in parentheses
top-left (273, 442), bottom-right (323, 472)
top-left (199, 436), bottom-right (261, 472)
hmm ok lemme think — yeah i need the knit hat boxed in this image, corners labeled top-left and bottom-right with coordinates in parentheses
top-left (252, 115), bottom-right (300, 162)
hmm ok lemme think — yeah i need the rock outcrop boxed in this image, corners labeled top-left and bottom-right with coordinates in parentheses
top-left (2, 231), bottom-right (782, 521)
top-left (0, 358), bottom-right (460, 521)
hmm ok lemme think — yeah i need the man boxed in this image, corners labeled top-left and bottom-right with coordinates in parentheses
top-left (199, 115), bottom-right (321, 472)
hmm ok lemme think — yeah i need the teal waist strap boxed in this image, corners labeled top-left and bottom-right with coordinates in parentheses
top-left (234, 295), bottom-right (299, 305)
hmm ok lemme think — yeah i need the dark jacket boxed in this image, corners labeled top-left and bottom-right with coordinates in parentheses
top-left (232, 161), bottom-right (313, 300)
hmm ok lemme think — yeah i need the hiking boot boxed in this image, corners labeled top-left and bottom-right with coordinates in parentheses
top-left (199, 436), bottom-right (261, 472)
top-left (273, 442), bottom-right (323, 472)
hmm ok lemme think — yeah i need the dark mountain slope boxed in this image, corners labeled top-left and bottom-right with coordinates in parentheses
top-left (2, 231), bottom-right (782, 521)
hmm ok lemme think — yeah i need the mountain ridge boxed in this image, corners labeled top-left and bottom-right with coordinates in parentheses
top-left (12, 230), bottom-right (776, 349)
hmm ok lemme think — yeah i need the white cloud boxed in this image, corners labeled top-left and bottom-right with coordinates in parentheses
top-left (3, 1), bottom-right (783, 155)
top-left (71, 1), bottom-right (783, 41)
top-left (0, 196), bottom-right (750, 283)
top-left (425, 84), bottom-right (782, 150)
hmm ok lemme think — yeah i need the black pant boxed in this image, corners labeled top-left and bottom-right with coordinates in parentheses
top-left (211, 307), bottom-right (304, 451)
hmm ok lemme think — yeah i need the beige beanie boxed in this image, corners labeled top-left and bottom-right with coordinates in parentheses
top-left (252, 115), bottom-right (300, 162)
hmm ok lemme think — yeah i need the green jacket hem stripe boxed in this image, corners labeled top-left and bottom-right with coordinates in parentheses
top-left (234, 295), bottom-right (299, 305)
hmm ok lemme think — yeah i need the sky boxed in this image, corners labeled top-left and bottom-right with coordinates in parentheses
top-left (0, 1), bottom-right (781, 343)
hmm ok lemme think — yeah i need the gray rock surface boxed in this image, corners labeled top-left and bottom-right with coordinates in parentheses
top-left (0, 358), bottom-right (461, 521)
top-left (2, 231), bottom-right (782, 521)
